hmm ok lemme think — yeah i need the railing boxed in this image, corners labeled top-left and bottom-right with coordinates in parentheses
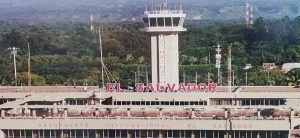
top-left (144, 10), bottom-right (184, 15)
top-left (0, 115), bottom-right (293, 121)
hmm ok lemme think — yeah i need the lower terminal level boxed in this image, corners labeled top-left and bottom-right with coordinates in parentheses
top-left (2, 129), bottom-right (289, 138)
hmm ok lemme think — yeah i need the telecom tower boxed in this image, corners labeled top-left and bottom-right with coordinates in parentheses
top-left (90, 14), bottom-right (95, 32)
top-left (245, 0), bottom-right (254, 28)
top-left (143, 2), bottom-right (186, 87)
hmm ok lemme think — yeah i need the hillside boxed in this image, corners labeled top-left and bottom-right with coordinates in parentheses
top-left (0, 0), bottom-right (299, 24)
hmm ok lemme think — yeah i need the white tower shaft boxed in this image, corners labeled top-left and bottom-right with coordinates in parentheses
top-left (151, 34), bottom-right (179, 86)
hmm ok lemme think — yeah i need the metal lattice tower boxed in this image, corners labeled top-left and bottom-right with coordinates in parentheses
top-left (245, 0), bottom-right (254, 28)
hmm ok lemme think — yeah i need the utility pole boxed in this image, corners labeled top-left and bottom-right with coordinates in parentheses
top-left (98, 27), bottom-right (105, 89)
top-left (228, 44), bottom-right (232, 92)
top-left (183, 71), bottom-right (186, 84)
top-left (8, 47), bottom-right (20, 86)
top-left (28, 42), bottom-right (31, 86)
top-left (208, 52), bottom-right (211, 64)
top-left (232, 70), bottom-right (235, 86)
top-left (207, 72), bottom-right (210, 83)
top-left (195, 72), bottom-right (198, 84)
top-left (246, 71), bottom-right (248, 86)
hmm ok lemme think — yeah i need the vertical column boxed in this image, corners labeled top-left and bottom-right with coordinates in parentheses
top-left (159, 108), bottom-right (163, 118)
top-left (191, 131), bottom-right (195, 138)
top-left (32, 109), bottom-right (36, 117)
top-left (257, 109), bottom-right (261, 118)
top-left (91, 99), bottom-right (95, 105)
top-left (64, 109), bottom-right (68, 117)
top-left (291, 109), bottom-right (294, 118)
top-left (127, 130), bottom-right (132, 138)
top-left (127, 108), bottom-right (131, 117)
top-left (0, 130), bottom-right (5, 138)
top-left (225, 110), bottom-right (228, 118)
top-left (95, 130), bottom-right (100, 138)
top-left (32, 131), bottom-right (37, 138)
top-left (0, 110), bottom-right (4, 117)
top-left (151, 35), bottom-right (158, 86)
top-left (61, 131), bottom-right (64, 138)
top-left (192, 109), bottom-right (195, 118)
top-left (159, 131), bottom-right (163, 138)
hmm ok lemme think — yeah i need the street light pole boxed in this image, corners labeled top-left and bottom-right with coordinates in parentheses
top-left (246, 71), bottom-right (248, 86)
top-left (8, 47), bottom-right (20, 85)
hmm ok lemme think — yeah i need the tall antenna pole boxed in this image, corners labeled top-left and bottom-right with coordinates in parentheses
top-left (228, 44), bottom-right (232, 92)
top-left (28, 42), bottom-right (31, 86)
top-left (98, 27), bottom-right (105, 89)
top-left (195, 72), bottom-right (198, 84)
top-left (8, 47), bottom-right (19, 86)
top-left (90, 14), bottom-right (95, 32)
top-left (216, 45), bottom-right (222, 85)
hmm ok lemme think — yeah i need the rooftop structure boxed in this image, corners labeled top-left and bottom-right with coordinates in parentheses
top-left (282, 63), bottom-right (300, 73)
top-left (262, 63), bottom-right (277, 70)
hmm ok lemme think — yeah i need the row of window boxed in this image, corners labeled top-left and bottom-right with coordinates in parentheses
top-left (3, 129), bottom-right (289, 138)
top-left (112, 101), bottom-right (207, 106)
top-left (143, 17), bottom-right (181, 27)
top-left (211, 99), bottom-right (286, 106)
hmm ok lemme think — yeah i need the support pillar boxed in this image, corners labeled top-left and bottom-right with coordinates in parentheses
top-left (0, 130), bottom-right (4, 138)
top-left (257, 109), bottom-right (261, 118)
top-left (291, 109), bottom-right (295, 118)
top-left (159, 130), bottom-right (163, 138)
top-left (191, 131), bottom-right (195, 138)
top-left (127, 108), bottom-right (131, 117)
top-left (159, 108), bottom-right (163, 118)
top-left (127, 131), bottom-right (132, 138)
top-left (64, 109), bottom-right (68, 117)
top-left (32, 131), bottom-right (38, 138)
top-left (95, 130), bottom-right (100, 138)
top-left (32, 109), bottom-right (36, 117)
top-left (0, 110), bottom-right (4, 117)
top-left (192, 109), bottom-right (195, 118)
top-left (61, 131), bottom-right (64, 138)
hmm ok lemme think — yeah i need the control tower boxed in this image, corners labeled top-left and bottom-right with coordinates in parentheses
top-left (143, 2), bottom-right (186, 87)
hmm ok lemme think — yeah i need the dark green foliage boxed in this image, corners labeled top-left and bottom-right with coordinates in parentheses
top-left (0, 16), bottom-right (300, 86)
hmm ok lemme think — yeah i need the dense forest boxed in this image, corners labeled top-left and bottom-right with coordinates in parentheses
top-left (0, 16), bottom-right (300, 87)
